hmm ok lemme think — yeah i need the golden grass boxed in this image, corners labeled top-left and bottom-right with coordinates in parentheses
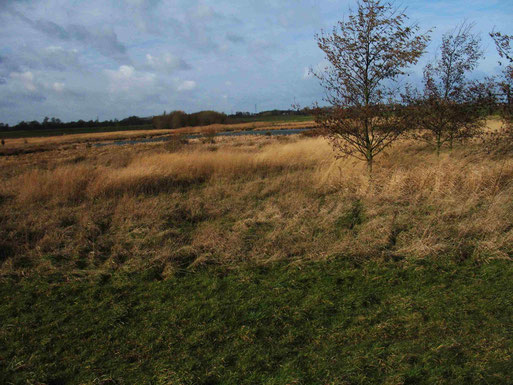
top-left (1, 129), bottom-right (512, 277)
top-left (10, 138), bottom-right (327, 201)
top-left (16, 165), bottom-right (97, 203)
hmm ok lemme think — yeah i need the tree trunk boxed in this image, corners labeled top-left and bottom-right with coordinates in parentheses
top-left (367, 156), bottom-right (373, 176)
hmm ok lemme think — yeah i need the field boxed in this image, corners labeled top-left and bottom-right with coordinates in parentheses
top-left (0, 120), bottom-right (314, 154)
top-left (1, 120), bottom-right (513, 383)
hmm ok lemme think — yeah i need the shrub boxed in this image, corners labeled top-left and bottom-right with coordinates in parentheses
top-left (152, 110), bottom-right (227, 130)
top-left (163, 134), bottom-right (188, 152)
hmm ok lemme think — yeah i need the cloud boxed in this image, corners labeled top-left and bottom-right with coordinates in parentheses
top-left (145, 53), bottom-right (190, 73)
top-left (166, 4), bottom-right (242, 53)
top-left (16, 92), bottom-right (46, 103)
top-left (0, 0), bottom-right (30, 12)
top-left (251, 39), bottom-right (279, 51)
top-left (42, 46), bottom-right (81, 69)
top-left (124, 0), bottom-right (160, 6)
top-left (177, 80), bottom-right (196, 91)
top-left (226, 32), bottom-right (245, 44)
top-left (11, 10), bottom-right (129, 62)
top-left (118, 0), bottom-right (166, 34)
top-left (52, 82), bottom-right (65, 92)
top-left (104, 65), bottom-right (156, 92)
top-left (9, 70), bottom-right (70, 95)
top-left (303, 61), bottom-right (329, 80)
top-left (3, 46), bottom-right (82, 73)
top-left (10, 71), bottom-right (36, 91)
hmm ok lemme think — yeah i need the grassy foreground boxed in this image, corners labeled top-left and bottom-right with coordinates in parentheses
top-left (2, 258), bottom-right (513, 384)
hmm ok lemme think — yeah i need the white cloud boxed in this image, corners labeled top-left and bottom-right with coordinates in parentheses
top-left (10, 71), bottom-right (37, 91)
top-left (46, 46), bottom-right (78, 55)
top-left (52, 82), bottom-right (65, 92)
top-left (177, 80), bottom-right (196, 91)
top-left (303, 61), bottom-right (329, 80)
top-left (104, 65), bottom-right (156, 92)
top-left (145, 53), bottom-right (190, 73)
top-left (145, 54), bottom-right (157, 67)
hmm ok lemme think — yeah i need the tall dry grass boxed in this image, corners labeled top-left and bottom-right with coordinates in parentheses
top-left (314, 148), bottom-right (513, 260)
top-left (1, 134), bottom-right (512, 277)
top-left (13, 139), bottom-right (329, 201)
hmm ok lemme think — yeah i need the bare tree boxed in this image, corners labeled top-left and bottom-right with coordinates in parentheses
top-left (312, 0), bottom-right (430, 173)
top-left (407, 22), bottom-right (486, 155)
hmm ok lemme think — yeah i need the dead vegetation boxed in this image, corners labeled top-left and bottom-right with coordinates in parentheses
top-left (0, 124), bottom-right (512, 278)
top-left (0, 120), bottom-right (314, 152)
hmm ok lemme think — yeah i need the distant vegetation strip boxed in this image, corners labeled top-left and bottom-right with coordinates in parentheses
top-left (0, 116), bottom-right (152, 134)
top-left (152, 110), bottom-right (314, 129)
top-left (0, 110), bottom-right (313, 139)
top-left (229, 114), bottom-right (314, 123)
top-left (0, 112), bottom-right (314, 140)
top-left (152, 110), bottom-right (228, 130)
top-left (0, 124), bottom-right (153, 139)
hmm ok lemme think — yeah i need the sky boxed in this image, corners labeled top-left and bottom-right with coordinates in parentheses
top-left (0, 0), bottom-right (511, 125)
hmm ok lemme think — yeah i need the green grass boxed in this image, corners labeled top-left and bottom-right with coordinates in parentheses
top-left (0, 125), bottom-right (153, 139)
top-left (1, 257), bottom-right (513, 384)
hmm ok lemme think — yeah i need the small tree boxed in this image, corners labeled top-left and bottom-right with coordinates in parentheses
top-left (486, 30), bottom-right (513, 153)
top-left (312, 0), bottom-right (430, 173)
top-left (407, 23), bottom-right (486, 155)
top-left (490, 30), bottom-right (513, 122)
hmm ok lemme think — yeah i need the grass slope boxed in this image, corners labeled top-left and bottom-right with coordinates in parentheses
top-left (1, 258), bottom-right (513, 384)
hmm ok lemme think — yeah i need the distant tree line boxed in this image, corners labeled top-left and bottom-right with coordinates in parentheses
top-left (230, 109), bottom-right (311, 118)
top-left (0, 108), bottom-right (313, 133)
top-left (0, 116), bottom-right (152, 132)
top-left (152, 110), bottom-right (227, 130)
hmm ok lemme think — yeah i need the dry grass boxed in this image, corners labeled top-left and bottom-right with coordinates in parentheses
top-left (1, 127), bottom-right (512, 277)
top-left (1, 120), bottom-right (314, 150)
